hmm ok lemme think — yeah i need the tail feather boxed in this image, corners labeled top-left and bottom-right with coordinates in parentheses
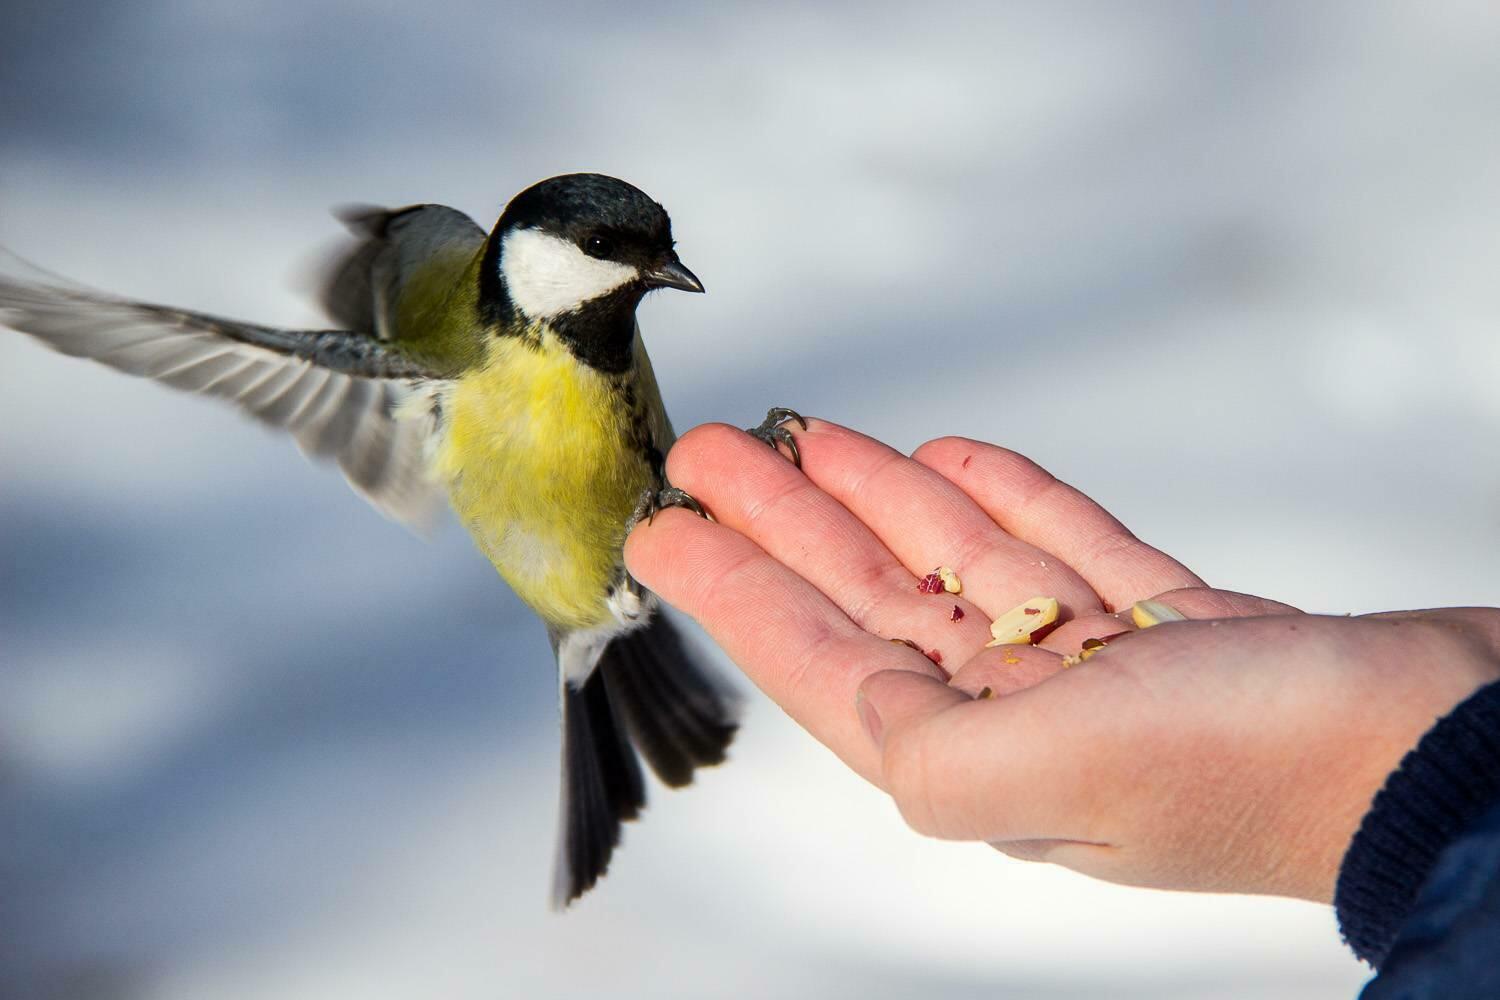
top-left (557, 670), bottom-right (645, 903)
top-left (601, 616), bottom-right (739, 787)
top-left (554, 613), bottom-right (738, 905)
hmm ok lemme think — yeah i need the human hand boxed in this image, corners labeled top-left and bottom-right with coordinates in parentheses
top-left (625, 418), bottom-right (1500, 901)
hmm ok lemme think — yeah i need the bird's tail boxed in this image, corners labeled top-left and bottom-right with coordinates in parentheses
top-left (554, 612), bottom-right (739, 905)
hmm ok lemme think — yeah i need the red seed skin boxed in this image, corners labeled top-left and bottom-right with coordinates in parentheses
top-left (950, 605), bottom-right (965, 622)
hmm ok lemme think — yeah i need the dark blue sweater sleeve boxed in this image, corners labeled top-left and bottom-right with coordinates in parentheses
top-left (1333, 680), bottom-right (1500, 996)
top-left (1359, 799), bottom-right (1500, 998)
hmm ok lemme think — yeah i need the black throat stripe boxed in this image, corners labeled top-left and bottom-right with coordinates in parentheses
top-left (545, 284), bottom-right (643, 375)
top-left (476, 231), bottom-right (645, 375)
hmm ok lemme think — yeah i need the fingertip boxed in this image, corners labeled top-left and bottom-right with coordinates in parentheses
top-left (622, 520), bottom-right (661, 588)
top-left (911, 438), bottom-right (1068, 529)
top-left (910, 434), bottom-right (984, 470)
top-left (913, 436), bottom-right (1038, 482)
top-left (1149, 587), bottom-right (1301, 619)
top-left (786, 414), bottom-right (837, 440)
top-left (664, 422), bottom-right (745, 485)
top-left (858, 668), bottom-right (968, 737)
top-left (623, 506), bottom-right (704, 586)
top-left (859, 668), bottom-right (973, 835)
top-left (781, 416), bottom-right (888, 462)
top-left (1037, 612), bottom-right (1137, 655)
top-left (947, 645), bottom-right (1067, 698)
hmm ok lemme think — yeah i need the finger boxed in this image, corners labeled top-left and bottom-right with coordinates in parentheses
top-left (855, 669), bottom-right (970, 802)
top-left (663, 423), bottom-right (995, 666)
top-left (766, 419), bottom-right (1104, 621)
top-left (912, 437), bottom-right (1205, 611)
top-left (856, 668), bottom-right (968, 749)
top-left (946, 644), bottom-right (1067, 698)
top-left (1037, 612), bottom-right (1135, 655)
top-left (1145, 588), bottom-right (1302, 619)
top-left (859, 667), bottom-right (1111, 842)
top-left (626, 507), bottom-right (944, 781)
top-left (1036, 589), bottom-right (1301, 655)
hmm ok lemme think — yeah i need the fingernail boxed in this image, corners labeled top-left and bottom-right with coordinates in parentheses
top-left (855, 690), bottom-right (884, 748)
top-left (1131, 599), bottom-right (1187, 629)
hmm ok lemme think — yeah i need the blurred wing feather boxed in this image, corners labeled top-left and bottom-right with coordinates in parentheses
top-left (0, 265), bottom-right (447, 530)
top-left (320, 203), bottom-right (486, 339)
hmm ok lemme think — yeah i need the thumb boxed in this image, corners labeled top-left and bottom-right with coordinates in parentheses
top-left (856, 669), bottom-right (970, 831)
top-left (857, 669), bottom-right (968, 752)
top-left (857, 666), bottom-right (1101, 843)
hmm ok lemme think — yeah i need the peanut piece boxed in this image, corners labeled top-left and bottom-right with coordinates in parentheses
top-left (937, 566), bottom-right (962, 595)
top-left (1131, 599), bottom-right (1187, 629)
top-left (984, 596), bottom-right (1060, 646)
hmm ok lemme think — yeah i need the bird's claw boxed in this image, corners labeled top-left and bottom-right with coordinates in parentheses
top-left (747, 406), bottom-right (807, 468)
top-left (629, 485), bottom-right (706, 530)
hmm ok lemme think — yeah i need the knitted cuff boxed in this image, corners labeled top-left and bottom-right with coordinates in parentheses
top-left (1335, 680), bottom-right (1500, 967)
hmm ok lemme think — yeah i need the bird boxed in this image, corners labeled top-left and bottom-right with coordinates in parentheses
top-left (0, 172), bottom-right (804, 904)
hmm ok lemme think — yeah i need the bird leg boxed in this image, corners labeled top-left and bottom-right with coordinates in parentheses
top-left (746, 406), bottom-right (807, 468)
top-left (629, 485), bottom-right (706, 529)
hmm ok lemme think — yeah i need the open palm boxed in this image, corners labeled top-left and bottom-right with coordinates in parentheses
top-left (626, 418), bottom-right (1500, 900)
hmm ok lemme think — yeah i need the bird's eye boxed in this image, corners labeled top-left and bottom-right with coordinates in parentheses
top-left (583, 234), bottom-right (614, 259)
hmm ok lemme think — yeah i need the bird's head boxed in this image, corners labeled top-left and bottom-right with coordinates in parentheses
top-left (489, 173), bottom-right (702, 325)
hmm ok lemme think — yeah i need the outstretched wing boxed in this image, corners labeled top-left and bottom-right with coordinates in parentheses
top-left (0, 255), bottom-right (448, 529)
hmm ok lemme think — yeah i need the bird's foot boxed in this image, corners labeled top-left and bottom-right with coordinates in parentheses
top-left (746, 406), bottom-right (808, 468)
top-left (629, 485), bottom-right (706, 530)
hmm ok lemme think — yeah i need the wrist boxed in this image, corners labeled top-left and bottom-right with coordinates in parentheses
top-left (1335, 678), bottom-right (1500, 966)
top-left (1270, 617), bottom-right (1500, 903)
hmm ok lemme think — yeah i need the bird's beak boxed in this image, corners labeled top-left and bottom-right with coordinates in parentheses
top-left (644, 257), bottom-right (705, 293)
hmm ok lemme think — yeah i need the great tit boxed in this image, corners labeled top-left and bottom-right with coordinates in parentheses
top-left (0, 172), bottom-right (802, 904)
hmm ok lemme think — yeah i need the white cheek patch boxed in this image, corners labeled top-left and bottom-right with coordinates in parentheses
top-left (500, 228), bottom-right (638, 319)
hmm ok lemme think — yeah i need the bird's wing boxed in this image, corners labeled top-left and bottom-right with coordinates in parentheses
top-left (0, 255), bottom-right (449, 530)
top-left (319, 203), bottom-right (487, 343)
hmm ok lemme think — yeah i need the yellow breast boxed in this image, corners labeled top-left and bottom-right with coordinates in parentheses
top-left (434, 329), bottom-right (659, 631)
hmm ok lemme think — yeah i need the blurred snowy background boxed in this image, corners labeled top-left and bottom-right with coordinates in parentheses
top-left (3, 2), bottom-right (1498, 997)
